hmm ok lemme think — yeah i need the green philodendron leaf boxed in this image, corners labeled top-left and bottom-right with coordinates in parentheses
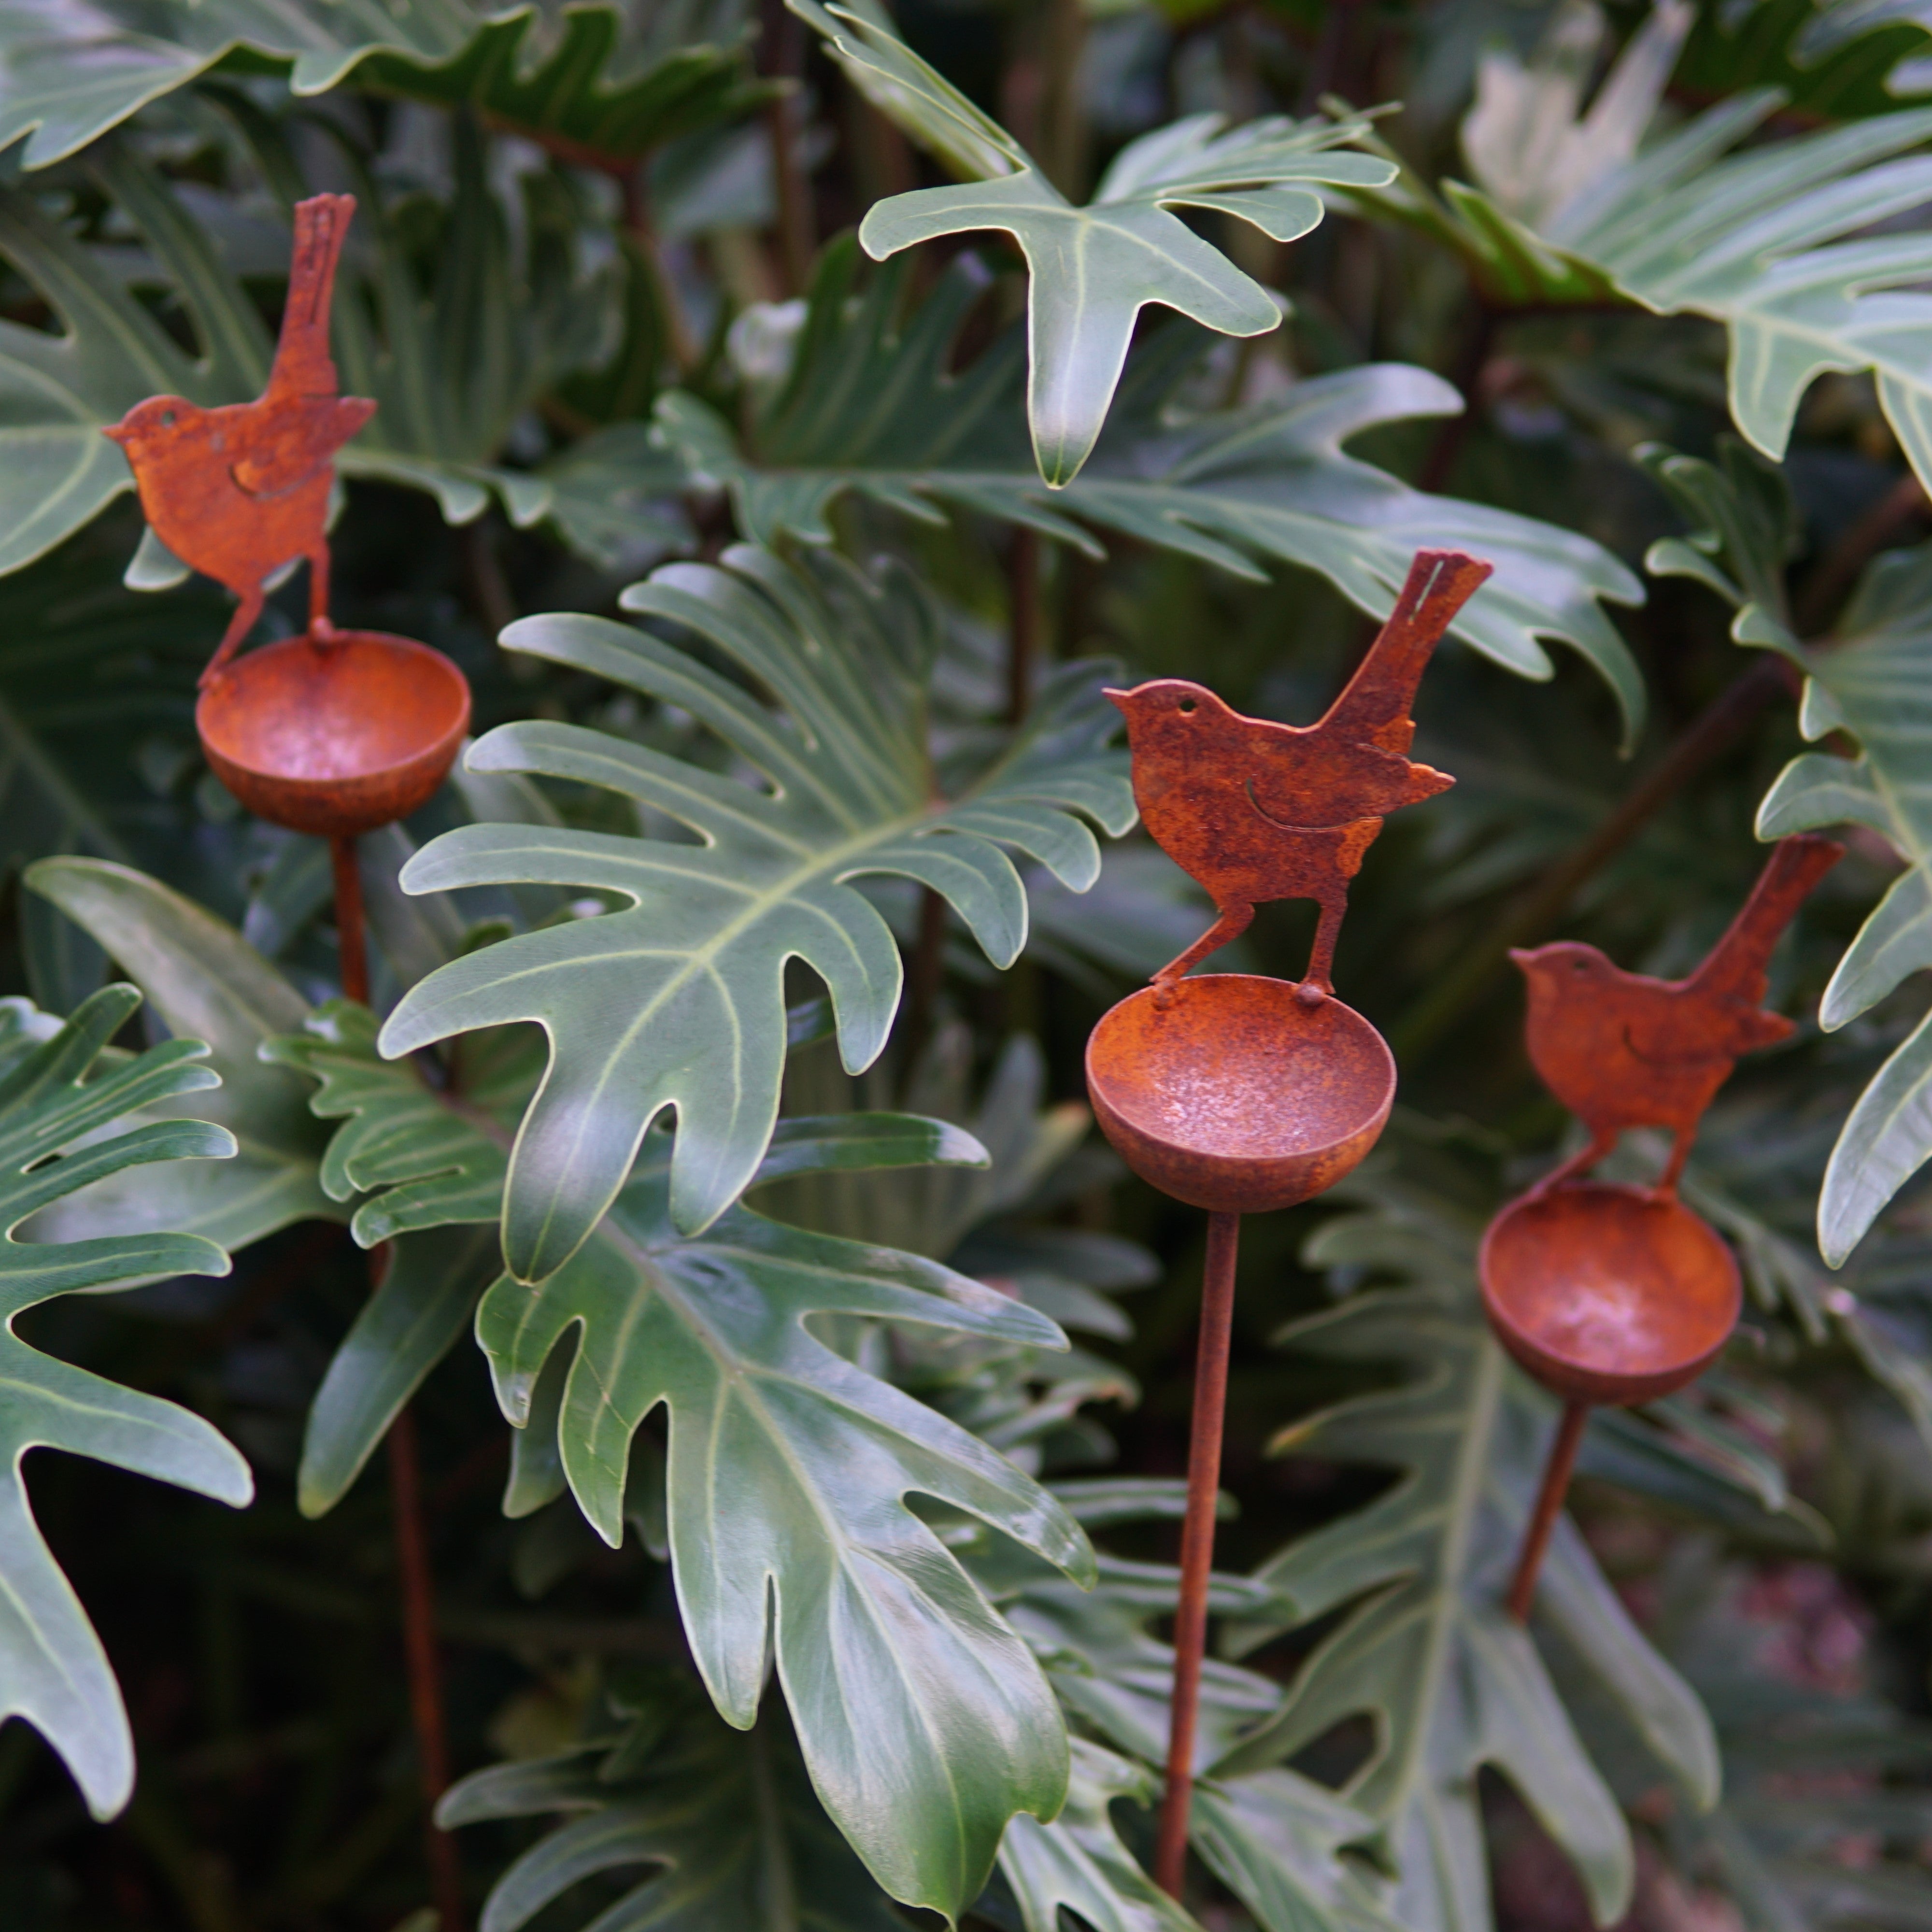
top-left (381, 542), bottom-right (1134, 1272)
top-left (1379, 3), bottom-right (1932, 496)
top-left (0, 983), bottom-right (250, 1819)
top-left (262, 1001), bottom-right (1076, 1918)
top-left (476, 1136), bottom-right (1082, 1915)
top-left (994, 1740), bottom-right (1201, 1932)
top-left (969, 1498), bottom-right (1393, 1932)
top-left (1214, 1160), bottom-right (1720, 1932)
top-left (439, 1689), bottom-right (908, 1932)
top-left (0, 0), bottom-right (764, 171)
top-left (655, 245), bottom-right (1647, 739)
top-left (23, 856), bottom-right (337, 1251)
top-left (1633, 447), bottom-right (1929, 1266)
top-left (1747, 543), bottom-right (1932, 1263)
top-left (790, 2), bottom-right (1391, 485)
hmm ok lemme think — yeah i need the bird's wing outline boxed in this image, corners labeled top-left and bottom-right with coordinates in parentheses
top-left (1319, 550), bottom-right (1493, 749)
top-left (229, 398), bottom-right (375, 498)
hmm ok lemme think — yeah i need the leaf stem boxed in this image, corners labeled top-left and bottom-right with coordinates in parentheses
top-left (1392, 653), bottom-right (1796, 1064)
top-left (760, 0), bottom-right (814, 297)
top-left (1155, 1209), bottom-right (1239, 1898)
top-left (386, 1397), bottom-right (466, 1932)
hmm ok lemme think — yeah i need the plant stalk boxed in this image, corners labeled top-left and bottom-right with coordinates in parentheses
top-left (1391, 653), bottom-right (1793, 1063)
top-left (1154, 1210), bottom-right (1240, 1898)
top-left (1009, 526), bottom-right (1040, 725)
top-left (1506, 1400), bottom-right (1589, 1622)
top-left (331, 857), bottom-right (461, 1929)
top-left (331, 835), bottom-right (369, 1007)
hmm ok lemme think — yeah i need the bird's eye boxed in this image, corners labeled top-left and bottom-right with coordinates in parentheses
top-left (160, 410), bottom-right (175, 426)
top-left (1178, 697), bottom-right (1196, 715)
top-left (1572, 960), bottom-right (1588, 974)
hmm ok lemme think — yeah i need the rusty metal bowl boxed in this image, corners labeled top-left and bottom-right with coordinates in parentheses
top-left (196, 631), bottom-right (470, 838)
top-left (1085, 974), bottom-right (1394, 1215)
top-left (1480, 1182), bottom-right (1741, 1407)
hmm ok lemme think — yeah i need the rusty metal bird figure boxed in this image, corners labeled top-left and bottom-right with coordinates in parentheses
top-left (1109, 549), bottom-right (1492, 1003)
top-left (104, 193), bottom-right (374, 687)
top-left (1516, 833), bottom-right (1843, 1198)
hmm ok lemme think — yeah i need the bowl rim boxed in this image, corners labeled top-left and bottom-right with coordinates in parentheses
top-left (1478, 1180), bottom-right (1742, 1386)
top-left (196, 630), bottom-right (470, 785)
top-left (1085, 973), bottom-right (1396, 1164)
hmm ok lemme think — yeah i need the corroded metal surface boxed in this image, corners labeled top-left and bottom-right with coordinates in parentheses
top-left (1086, 975), bottom-right (1393, 1212)
top-left (1514, 833), bottom-right (1844, 1196)
top-left (1482, 834), bottom-right (1841, 1620)
top-left (1108, 549), bottom-right (1491, 1000)
top-left (106, 194), bottom-right (375, 686)
top-left (1481, 1182), bottom-right (1742, 1408)
top-left (195, 630), bottom-right (470, 839)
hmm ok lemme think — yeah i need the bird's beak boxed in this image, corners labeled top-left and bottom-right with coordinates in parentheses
top-left (1507, 948), bottom-right (1534, 968)
top-left (1103, 688), bottom-right (1129, 712)
top-left (101, 423), bottom-right (129, 445)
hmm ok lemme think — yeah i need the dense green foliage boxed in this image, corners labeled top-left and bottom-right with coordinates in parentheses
top-left (2, 1), bottom-right (1932, 1927)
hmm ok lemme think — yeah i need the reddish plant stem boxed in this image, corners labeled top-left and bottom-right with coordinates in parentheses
top-left (1009, 527), bottom-right (1040, 726)
top-left (1392, 653), bottom-right (1795, 1063)
top-left (897, 885), bottom-right (948, 1097)
top-left (1506, 1401), bottom-right (1589, 1622)
top-left (331, 834), bottom-right (369, 1007)
top-left (331, 858), bottom-right (461, 1927)
top-left (1154, 1210), bottom-right (1240, 1899)
top-left (387, 1402), bottom-right (465, 1932)
top-left (760, 0), bottom-right (813, 296)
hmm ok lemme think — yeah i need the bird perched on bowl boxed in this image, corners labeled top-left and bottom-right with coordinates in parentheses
top-left (104, 193), bottom-right (375, 687)
top-left (1109, 548), bottom-right (1492, 1003)
top-left (1515, 833), bottom-right (1843, 1197)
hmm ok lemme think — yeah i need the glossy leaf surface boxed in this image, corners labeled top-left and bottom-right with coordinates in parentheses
top-left (266, 1002), bottom-right (1083, 1918)
top-left (0, 984), bottom-right (248, 1819)
top-left (383, 543), bottom-right (1133, 1269)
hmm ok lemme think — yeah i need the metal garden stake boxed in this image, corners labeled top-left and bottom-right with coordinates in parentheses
top-left (1087, 549), bottom-right (1492, 1895)
top-left (1481, 834), bottom-right (1843, 1623)
top-left (107, 193), bottom-right (472, 1932)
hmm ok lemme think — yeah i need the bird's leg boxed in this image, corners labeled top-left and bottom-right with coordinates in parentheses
top-left (1531, 1126), bottom-right (1618, 1196)
top-left (1652, 1125), bottom-right (1697, 1202)
top-left (1297, 883), bottom-right (1350, 1007)
top-left (307, 544), bottom-right (336, 646)
top-left (1151, 900), bottom-right (1254, 1005)
top-left (199, 586), bottom-right (266, 688)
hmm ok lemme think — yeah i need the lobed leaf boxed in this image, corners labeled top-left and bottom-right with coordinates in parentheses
top-left (0, 984), bottom-right (248, 1819)
top-left (791, 2), bottom-right (1390, 484)
top-left (382, 542), bottom-right (1133, 1270)
top-left (655, 245), bottom-right (1647, 740)
top-left (268, 1004), bottom-right (1083, 1919)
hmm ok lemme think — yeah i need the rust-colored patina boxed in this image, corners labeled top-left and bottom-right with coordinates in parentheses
top-left (1089, 545), bottom-right (1490, 1899)
top-left (195, 630), bottom-right (470, 840)
top-left (1087, 975), bottom-right (1393, 1212)
top-left (1515, 834), bottom-right (1843, 1196)
top-left (142, 198), bottom-right (470, 1932)
top-left (1482, 1184), bottom-right (1741, 1407)
top-left (1109, 549), bottom-right (1491, 1001)
top-left (1483, 835), bottom-right (1841, 1628)
top-left (105, 193), bottom-right (375, 687)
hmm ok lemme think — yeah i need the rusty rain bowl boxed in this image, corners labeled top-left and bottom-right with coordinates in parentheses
top-left (1085, 974), bottom-right (1394, 1215)
top-left (1480, 1182), bottom-right (1741, 1407)
top-left (196, 630), bottom-right (471, 838)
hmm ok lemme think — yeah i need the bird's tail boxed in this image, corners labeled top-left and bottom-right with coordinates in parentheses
top-left (266, 193), bottom-right (355, 401)
top-left (1687, 834), bottom-right (1844, 1004)
top-left (1322, 549), bottom-right (1494, 751)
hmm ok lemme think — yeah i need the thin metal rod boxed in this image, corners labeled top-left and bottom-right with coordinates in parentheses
top-left (386, 1395), bottom-right (465, 1932)
top-left (1506, 1400), bottom-right (1589, 1623)
top-left (1155, 1209), bottom-right (1240, 1899)
top-left (330, 833), bottom-right (369, 1006)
